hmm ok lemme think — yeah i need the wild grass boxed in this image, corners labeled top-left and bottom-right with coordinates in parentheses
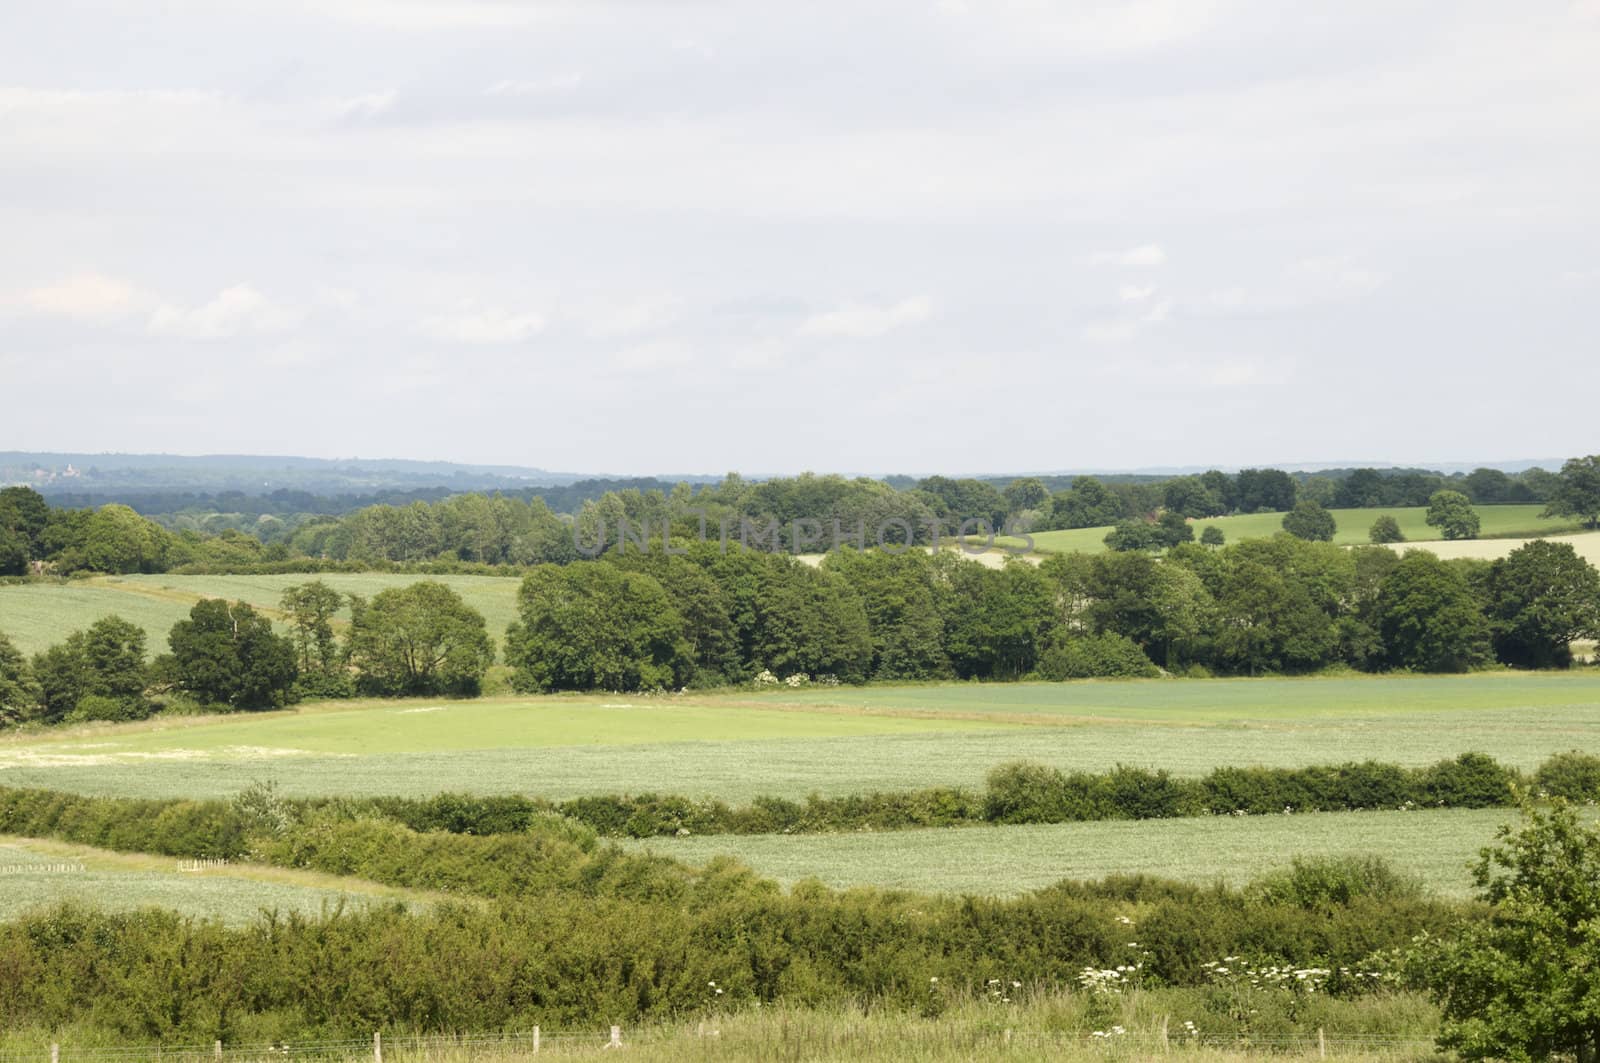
top-left (629, 806), bottom-right (1522, 898)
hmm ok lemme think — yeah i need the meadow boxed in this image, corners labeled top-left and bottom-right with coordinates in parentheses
top-left (0, 835), bottom-right (442, 924)
top-left (1003, 503), bottom-right (1586, 555)
top-left (0, 571), bottom-right (525, 656)
top-left (630, 806), bottom-right (1521, 898)
top-left (2, 673), bottom-right (1596, 804)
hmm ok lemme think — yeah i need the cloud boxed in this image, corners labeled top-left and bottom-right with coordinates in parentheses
top-left (420, 306), bottom-right (547, 343)
top-left (487, 74), bottom-right (584, 96)
top-left (1118, 285), bottom-right (1155, 303)
top-left (148, 285), bottom-right (299, 340)
top-left (19, 274), bottom-right (144, 318)
top-left (799, 296), bottom-right (932, 338)
top-left (1081, 321), bottom-right (1140, 343)
top-left (1091, 245), bottom-right (1167, 267)
top-left (581, 296), bottom-right (683, 339)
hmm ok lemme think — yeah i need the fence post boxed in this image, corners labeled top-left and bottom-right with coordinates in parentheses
top-left (214, 1040), bottom-right (222, 1060)
top-left (1318, 1027), bottom-right (1326, 1058)
top-left (608, 1025), bottom-right (622, 1049)
top-left (533, 1026), bottom-right (540, 1053)
top-left (373, 1031), bottom-right (383, 1063)
top-left (1160, 1014), bottom-right (1169, 1052)
top-left (50, 1045), bottom-right (59, 1063)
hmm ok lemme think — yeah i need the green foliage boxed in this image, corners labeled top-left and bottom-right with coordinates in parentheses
top-left (0, 632), bottom-right (34, 726)
top-left (1037, 632), bottom-right (1158, 680)
top-left (1199, 525), bottom-right (1225, 546)
top-left (506, 564), bottom-right (692, 692)
top-left (1368, 515), bottom-right (1405, 543)
top-left (1532, 751), bottom-right (1600, 803)
top-left (65, 693), bottom-right (149, 723)
top-left (1429, 802), bottom-right (1600, 1061)
top-left (1248, 855), bottom-right (1423, 908)
top-left (346, 581), bottom-right (494, 697)
top-left (1376, 553), bottom-right (1493, 672)
top-left (1282, 500), bottom-right (1337, 542)
top-left (168, 599), bottom-right (298, 710)
top-left (1542, 454), bottom-right (1600, 529)
top-left (24, 616), bottom-right (150, 724)
top-left (1484, 540), bottom-right (1600, 669)
top-left (1425, 490), bottom-right (1481, 540)
top-left (279, 580), bottom-right (349, 696)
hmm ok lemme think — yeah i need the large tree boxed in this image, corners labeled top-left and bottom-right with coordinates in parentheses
top-left (168, 599), bottom-right (297, 709)
top-left (348, 581), bottom-right (494, 697)
top-left (1376, 552), bottom-right (1492, 672)
top-left (29, 616), bottom-right (151, 722)
top-left (1426, 490), bottom-right (1481, 540)
top-left (280, 581), bottom-right (346, 683)
top-left (1282, 499), bottom-right (1337, 542)
top-left (0, 633), bottom-right (33, 726)
top-left (1485, 541), bottom-right (1600, 669)
top-left (1543, 455), bottom-right (1600, 529)
top-left (506, 564), bottom-right (690, 692)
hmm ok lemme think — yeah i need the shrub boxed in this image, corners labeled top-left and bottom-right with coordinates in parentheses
top-left (1248, 856), bottom-right (1422, 908)
top-left (1533, 750), bottom-right (1600, 802)
top-left (64, 694), bottom-right (149, 723)
top-left (1368, 515), bottom-right (1405, 544)
top-left (1415, 752), bottom-right (1520, 808)
top-left (1037, 633), bottom-right (1158, 680)
top-left (984, 761), bottom-right (1070, 824)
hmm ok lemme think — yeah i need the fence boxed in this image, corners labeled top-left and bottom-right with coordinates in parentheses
top-left (0, 863), bottom-right (86, 875)
top-left (0, 1027), bottom-right (1441, 1061)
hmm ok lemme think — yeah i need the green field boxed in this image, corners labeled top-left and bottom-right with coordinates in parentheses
top-left (3, 674), bottom-right (1597, 802)
top-left (632, 806), bottom-right (1530, 898)
top-left (0, 572), bottom-right (524, 656)
top-left (1006, 503), bottom-right (1584, 555)
top-left (0, 836), bottom-right (440, 924)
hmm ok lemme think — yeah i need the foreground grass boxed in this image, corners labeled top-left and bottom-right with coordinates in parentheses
top-left (0, 835), bottom-right (447, 924)
top-left (0, 991), bottom-right (1445, 1061)
top-left (2, 674), bottom-right (1597, 802)
top-left (631, 807), bottom-right (1523, 898)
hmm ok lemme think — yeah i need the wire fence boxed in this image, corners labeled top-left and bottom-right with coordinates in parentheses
top-left (0, 1027), bottom-right (1444, 1061)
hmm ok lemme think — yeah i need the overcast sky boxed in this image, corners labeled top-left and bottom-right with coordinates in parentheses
top-left (2, 1), bottom-right (1597, 475)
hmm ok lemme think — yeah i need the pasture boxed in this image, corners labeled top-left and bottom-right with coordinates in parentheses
top-left (1004, 503), bottom-right (1586, 555)
top-left (0, 571), bottom-right (524, 656)
top-left (0, 836), bottom-right (442, 924)
top-left (630, 807), bottom-right (1526, 898)
top-left (3, 674), bottom-right (1597, 804)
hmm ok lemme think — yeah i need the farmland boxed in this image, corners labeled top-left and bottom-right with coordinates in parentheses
top-left (3, 674), bottom-right (1598, 802)
top-left (1000, 503), bottom-right (1587, 555)
top-left (0, 835), bottom-right (444, 924)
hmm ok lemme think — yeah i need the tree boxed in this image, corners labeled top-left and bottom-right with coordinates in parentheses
top-left (1200, 525), bottom-right (1225, 547)
top-left (1543, 455), bottom-right (1600, 529)
top-left (0, 633), bottom-right (33, 727)
top-left (1464, 467), bottom-right (1514, 504)
top-left (1368, 515), bottom-right (1405, 544)
top-left (1429, 802), bottom-right (1600, 1061)
top-left (1426, 490), bottom-right (1481, 540)
top-left (280, 581), bottom-right (347, 693)
top-left (1233, 468), bottom-right (1297, 513)
top-left (824, 549), bottom-right (950, 681)
top-left (26, 616), bottom-right (151, 723)
top-left (0, 525), bottom-right (26, 576)
top-left (1484, 541), bottom-right (1600, 669)
top-left (507, 564), bottom-right (690, 692)
top-left (348, 582), bottom-right (495, 696)
top-left (1002, 477), bottom-right (1050, 515)
top-left (1156, 510), bottom-right (1194, 548)
top-left (1376, 552), bottom-right (1492, 672)
top-left (1051, 476), bottom-right (1123, 529)
top-left (168, 599), bottom-right (298, 709)
top-left (1162, 476), bottom-right (1224, 519)
top-left (0, 486), bottom-right (50, 559)
top-left (1282, 500), bottom-right (1337, 542)
top-left (1103, 520), bottom-right (1162, 552)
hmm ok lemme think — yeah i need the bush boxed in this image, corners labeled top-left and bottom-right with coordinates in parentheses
top-left (983, 761), bottom-right (1071, 824)
top-left (1415, 752), bottom-right (1520, 808)
top-left (1037, 633), bottom-right (1159, 680)
top-left (1248, 856), bottom-right (1422, 908)
top-left (1368, 515), bottom-right (1405, 544)
top-left (1533, 750), bottom-right (1600, 802)
top-left (64, 694), bottom-right (149, 723)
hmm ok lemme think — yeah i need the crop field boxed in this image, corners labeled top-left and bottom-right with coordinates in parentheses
top-left (1000, 504), bottom-right (1587, 555)
top-left (3, 674), bottom-right (1597, 805)
top-left (0, 836), bottom-right (442, 924)
top-left (630, 807), bottom-right (1529, 898)
top-left (0, 572), bottom-right (524, 656)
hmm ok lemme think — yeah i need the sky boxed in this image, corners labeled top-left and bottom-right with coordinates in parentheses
top-left (1, 0), bottom-right (1597, 476)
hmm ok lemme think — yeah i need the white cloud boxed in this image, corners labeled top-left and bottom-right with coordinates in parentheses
top-left (1091, 245), bottom-right (1167, 267)
top-left (1118, 285), bottom-right (1155, 303)
top-left (613, 341), bottom-right (694, 370)
top-left (487, 74), bottom-right (584, 96)
top-left (420, 306), bottom-right (547, 344)
top-left (148, 285), bottom-right (299, 340)
top-left (1081, 321), bottom-right (1140, 343)
top-left (799, 296), bottom-right (932, 338)
top-left (581, 296), bottom-right (683, 339)
top-left (19, 273), bottom-right (144, 318)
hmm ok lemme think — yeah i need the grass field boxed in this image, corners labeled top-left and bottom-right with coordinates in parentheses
top-left (631, 806), bottom-right (1566, 898)
top-left (2, 674), bottom-right (1597, 802)
top-left (0, 835), bottom-right (443, 924)
top-left (0, 572), bottom-right (524, 656)
top-left (1000, 503), bottom-right (1588, 555)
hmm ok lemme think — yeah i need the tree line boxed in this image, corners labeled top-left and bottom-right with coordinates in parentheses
top-left (3, 534), bottom-right (1596, 728)
top-left (6, 458), bottom-right (1597, 576)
